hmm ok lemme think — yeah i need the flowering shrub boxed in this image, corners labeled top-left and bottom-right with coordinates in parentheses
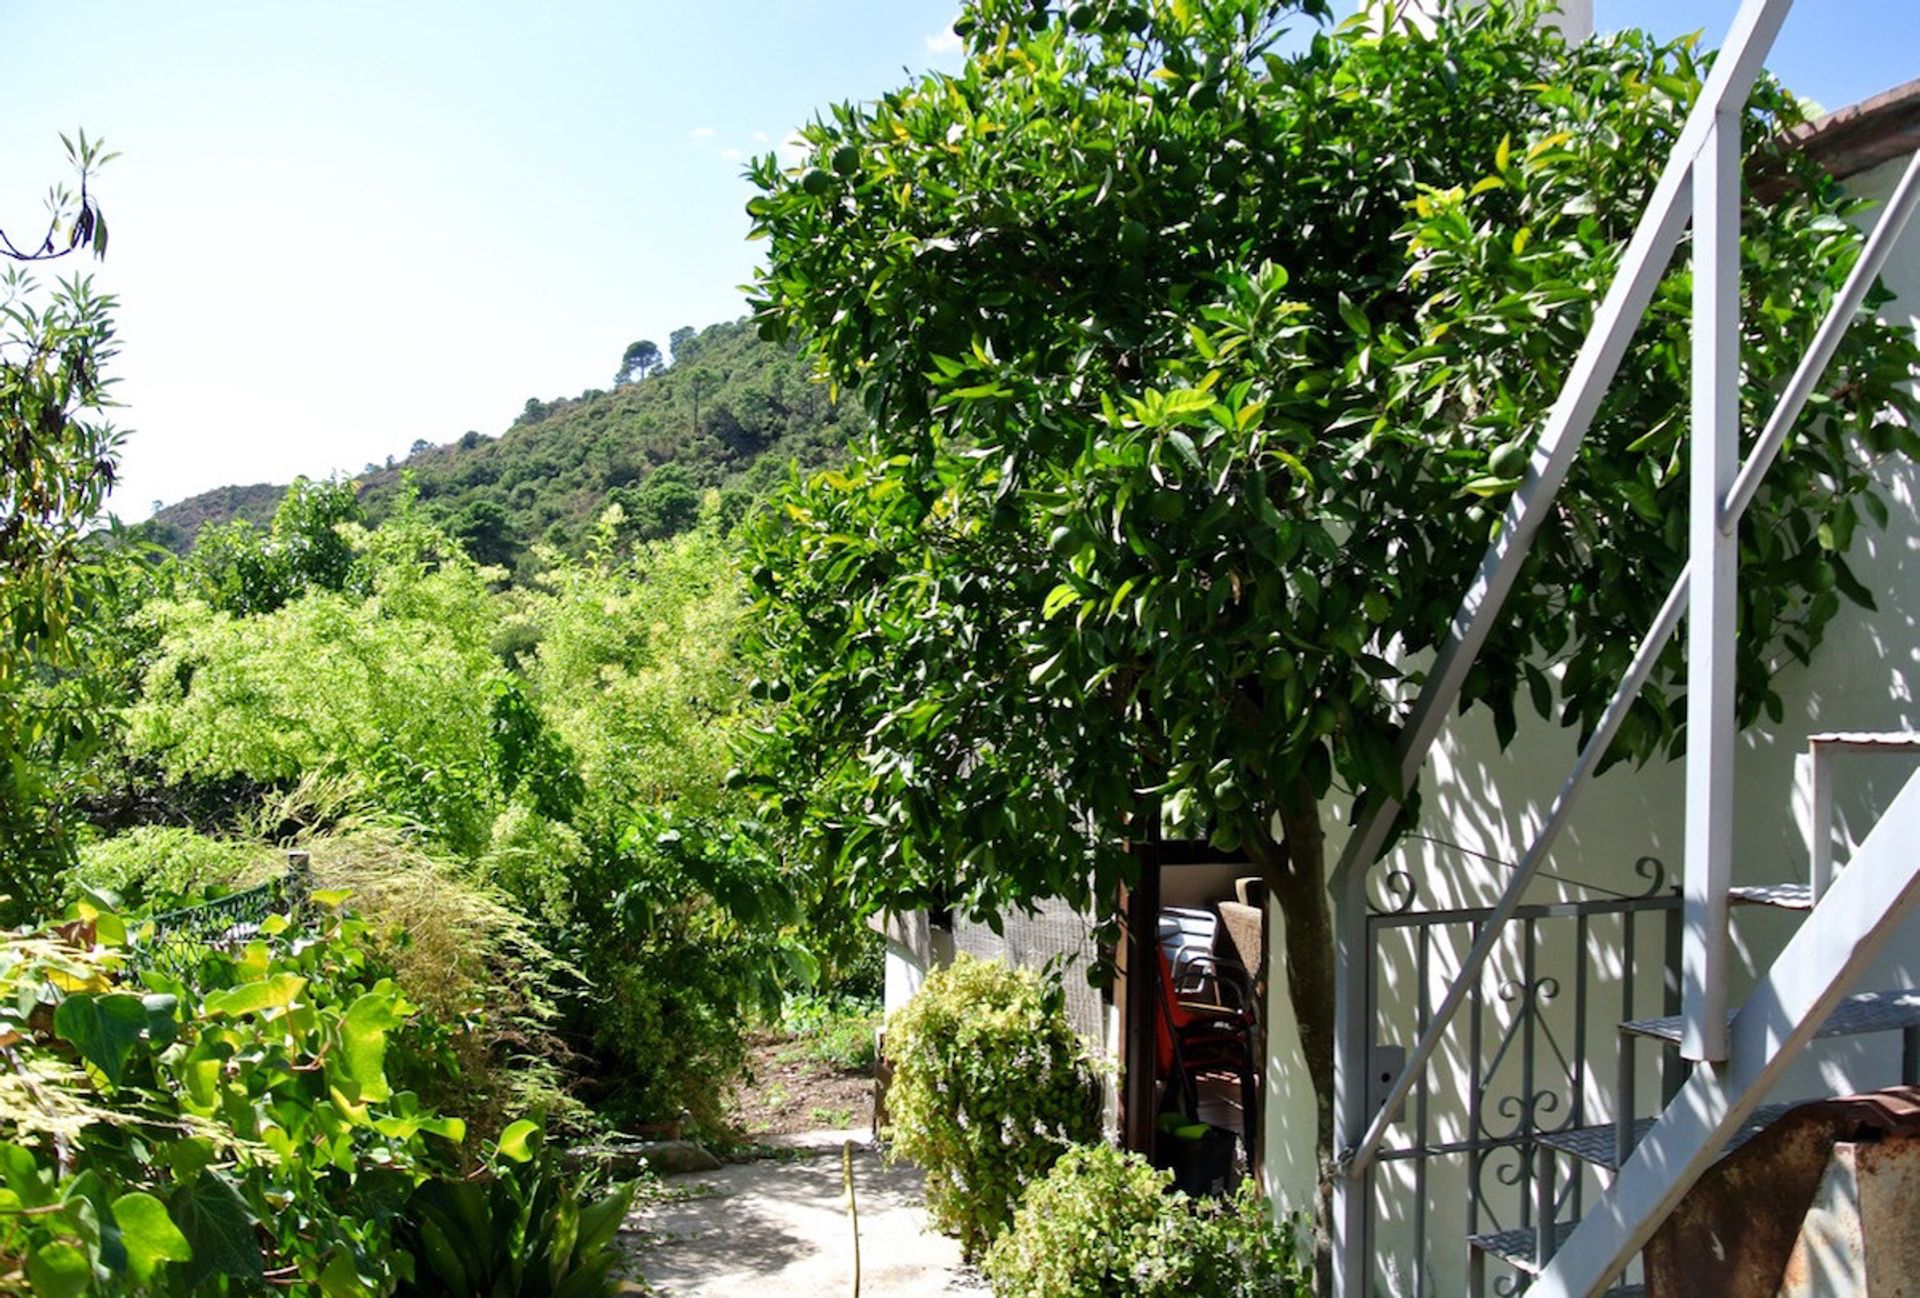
top-left (983, 1143), bottom-right (1309, 1298)
top-left (881, 954), bottom-right (1099, 1257)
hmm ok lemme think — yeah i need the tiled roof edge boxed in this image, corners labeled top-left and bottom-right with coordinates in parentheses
top-left (1782, 77), bottom-right (1920, 182)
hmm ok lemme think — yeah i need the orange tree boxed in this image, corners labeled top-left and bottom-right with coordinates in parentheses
top-left (739, 0), bottom-right (1920, 1266)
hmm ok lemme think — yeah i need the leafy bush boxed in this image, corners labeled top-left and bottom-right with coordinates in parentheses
top-left (0, 893), bottom-right (617, 1295)
top-left (981, 1143), bottom-right (1171, 1297)
top-left (982, 1144), bottom-right (1309, 1298)
top-left (558, 823), bottom-right (788, 1132)
top-left (781, 992), bottom-right (880, 1073)
top-left (882, 954), bottom-right (1099, 1257)
top-left (286, 823), bottom-right (587, 1139)
top-left (396, 1123), bottom-right (633, 1298)
top-left (70, 825), bottom-right (272, 903)
top-left (77, 811), bottom-right (585, 1144)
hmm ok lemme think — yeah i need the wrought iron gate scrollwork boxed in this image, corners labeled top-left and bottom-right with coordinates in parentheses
top-left (1362, 857), bottom-right (1680, 1296)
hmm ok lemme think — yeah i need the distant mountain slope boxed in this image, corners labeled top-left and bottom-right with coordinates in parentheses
top-left (143, 319), bottom-right (859, 560)
top-left (139, 483), bottom-right (285, 552)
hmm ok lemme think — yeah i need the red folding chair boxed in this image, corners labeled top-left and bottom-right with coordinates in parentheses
top-left (1153, 942), bottom-right (1258, 1154)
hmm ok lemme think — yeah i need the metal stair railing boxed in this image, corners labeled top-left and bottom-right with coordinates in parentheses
top-left (1531, 766), bottom-right (1920, 1297)
top-left (1325, 0), bottom-right (1920, 1292)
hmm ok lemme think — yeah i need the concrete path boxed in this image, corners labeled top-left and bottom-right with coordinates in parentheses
top-left (624, 1130), bottom-right (987, 1298)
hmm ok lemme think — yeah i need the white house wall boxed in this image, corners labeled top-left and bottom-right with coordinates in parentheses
top-left (1263, 146), bottom-right (1920, 1295)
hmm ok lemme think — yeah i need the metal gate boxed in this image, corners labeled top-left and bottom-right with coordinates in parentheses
top-left (1360, 859), bottom-right (1681, 1296)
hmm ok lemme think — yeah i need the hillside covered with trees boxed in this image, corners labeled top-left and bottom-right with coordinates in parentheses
top-left (142, 318), bottom-right (859, 571)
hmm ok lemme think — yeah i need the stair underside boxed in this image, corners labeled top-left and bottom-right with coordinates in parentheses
top-left (1729, 882), bottom-right (1812, 909)
top-left (1535, 1100), bottom-right (1798, 1170)
top-left (1468, 1222), bottom-right (1645, 1288)
top-left (1620, 989), bottom-right (1920, 1044)
top-left (1471, 1101), bottom-right (1801, 1271)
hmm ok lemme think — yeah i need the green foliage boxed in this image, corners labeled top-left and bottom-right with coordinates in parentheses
top-left (70, 827), bottom-right (271, 905)
top-left (780, 992), bottom-right (881, 1074)
top-left (0, 894), bottom-right (609, 1296)
top-left (395, 1146), bottom-right (634, 1298)
top-left (882, 955), bottom-right (1099, 1258)
top-left (83, 808), bottom-right (583, 1143)
top-left (182, 476), bottom-right (365, 616)
top-left (146, 320), bottom-right (861, 569)
top-left (743, 0), bottom-right (1920, 915)
top-left (129, 515), bottom-right (516, 856)
top-left (449, 498), bottom-right (518, 569)
top-left (612, 461), bottom-right (701, 543)
top-left (0, 134), bottom-right (128, 908)
top-left (739, 5), bottom-right (1920, 1241)
top-left (982, 1144), bottom-right (1309, 1298)
top-left (523, 529), bottom-right (747, 830)
top-left (556, 814), bottom-right (794, 1130)
top-left (614, 338), bottom-right (662, 387)
top-left (286, 822), bottom-right (586, 1139)
top-left (103, 454), bottom-right (873, 1136)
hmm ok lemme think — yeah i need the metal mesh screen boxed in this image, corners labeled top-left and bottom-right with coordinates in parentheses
top-left (951, 897), bottom-right (1107, 1045)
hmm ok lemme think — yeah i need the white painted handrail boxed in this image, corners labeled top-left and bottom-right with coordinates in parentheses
top-left (1326, 1), bottom-right (1920, 1291)
top-left (1533, 766), bottom-right (1920, 1297)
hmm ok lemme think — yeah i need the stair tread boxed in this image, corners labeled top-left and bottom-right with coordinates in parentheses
top-left (1808, 731), bottom-right (1920, 747)
top-left (1467, 1221), bottom-right (1573, 1274)
top-left (1536, 1100), bottom-right (1800, 1169)
top-left (1468, 1220), bottom-right (1649, 1291)
top-left (1621, 989), bottom-right (1920, 1044)
top-left (1728, 882), bottom-right (1813, 909)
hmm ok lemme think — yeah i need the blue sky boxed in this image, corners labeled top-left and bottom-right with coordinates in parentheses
top-left (0, 2), bottom-right (1910, 518)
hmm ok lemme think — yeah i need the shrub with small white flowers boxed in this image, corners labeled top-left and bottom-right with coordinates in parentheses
top-left (983, 1143), bottom-right (1310, 1298)
top-left (881, 953), bottom-right (1100, 1257)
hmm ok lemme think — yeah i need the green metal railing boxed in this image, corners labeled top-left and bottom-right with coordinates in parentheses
top-left (126, 851), bottom-right (314, 981)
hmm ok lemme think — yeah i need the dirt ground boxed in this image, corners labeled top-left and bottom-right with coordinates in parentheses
top-left (727, 1030), bottom-right (875, 1139)
top-left (622, 1026), bottom-right (974, 1297)
top-left (622, 1133), bottom-right (985, 1297)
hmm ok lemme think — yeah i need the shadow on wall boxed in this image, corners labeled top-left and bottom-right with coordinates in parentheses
top-left (1306, 223), bottom-right (1920, 1294)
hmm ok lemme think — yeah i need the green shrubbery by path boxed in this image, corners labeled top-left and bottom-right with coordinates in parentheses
top-left (0, 891), bottom-right (631, 1296)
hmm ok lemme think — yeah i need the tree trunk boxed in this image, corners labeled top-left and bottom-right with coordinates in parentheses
top-left (1244, 776), bottom-right (1337, 1297)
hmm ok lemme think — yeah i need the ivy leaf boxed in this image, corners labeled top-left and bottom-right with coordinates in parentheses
top-left (169, 1172), bottom-right (262, 1290)
top-left (52, 992), bottom-right (147, 1086)
top-left (113, 1191), bottom-right (193, 1281)
top-left (201, 973), bottom-right (306, 1018)
top-left (25, 1242), bottom-right (90, 1298)
top-left (337, 991), bottom-right (406, 1103)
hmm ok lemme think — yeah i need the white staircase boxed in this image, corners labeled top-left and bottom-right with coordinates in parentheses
top-left (1528, 764), bottom-right (1920, 1296)
top-left (1325, 2), bottom-right (1920, 1295)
